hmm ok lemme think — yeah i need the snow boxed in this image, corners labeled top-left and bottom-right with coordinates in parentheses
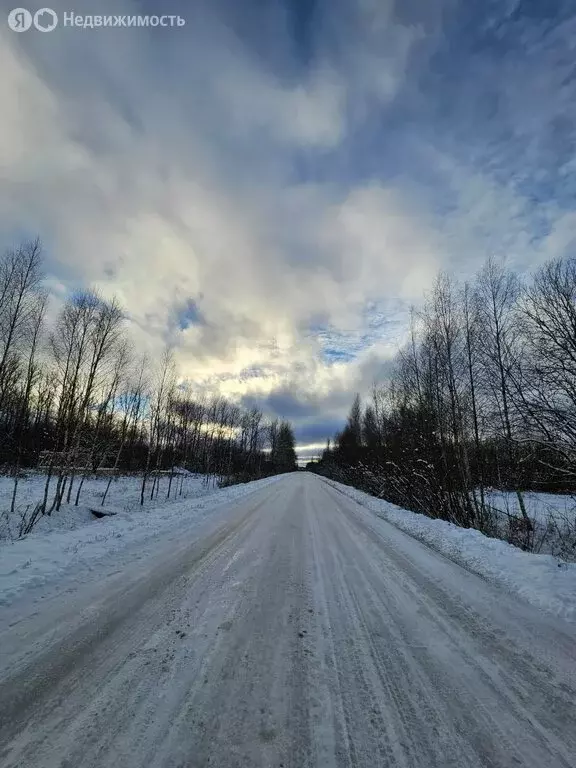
top-left (1, 473), bottom-right (575, 767)
top-left (480, 489), bottom-right (576, 559)
top-left (3, 471), bottom-right (575, 625)
top-left (484, 488), bottom-right (575, 525)
top-left (322, 478), bottom-right (576, 623)
top-left (3, 470), bottom-right (575, 626)
top-left (0, 471), bottom-right (223, 540)
top-left (0, 473), bottom-right (282, 608)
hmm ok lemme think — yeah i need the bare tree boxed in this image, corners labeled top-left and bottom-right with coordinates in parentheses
top-left (475, 257), bottom-right (531, 539)
top-left (49, 291), bottom-right (125, 513)
top-left (0, 239), bottom-right (43, 416)
top-left (141, 347), bottom-right (175, 506)
top-left (101, 354), bottom-right (148, 506)
top-left (9, 291), bottom-right (48, 517)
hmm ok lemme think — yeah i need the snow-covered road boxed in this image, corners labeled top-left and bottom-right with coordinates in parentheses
top-left (1, 473), bottom-right (575, 767)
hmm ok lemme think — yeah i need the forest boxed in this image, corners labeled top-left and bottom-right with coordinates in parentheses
top-left (310, 255), bottom-right (576, 557)
top-left (0, 239), bottom-right (296, 535)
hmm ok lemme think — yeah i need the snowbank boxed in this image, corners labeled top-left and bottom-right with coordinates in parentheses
top-left (0, 475), bottom-right (281, 608)
top-left (323, 478), bottom-right (576, 623)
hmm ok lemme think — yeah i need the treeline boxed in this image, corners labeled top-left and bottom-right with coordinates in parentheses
top-left (0, 239), bottom-right (296, 525)
top-left (310, 255), bottom-right (576, 553)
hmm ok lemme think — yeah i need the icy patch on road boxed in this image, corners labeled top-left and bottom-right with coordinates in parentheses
top-left (322, 478), bottom-right (576, 623)
top-left (0, 476), bottom-right (281, 608)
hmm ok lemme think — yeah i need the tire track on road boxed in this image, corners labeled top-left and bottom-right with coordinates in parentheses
top-left (0, 488), bottom-right (274, 756)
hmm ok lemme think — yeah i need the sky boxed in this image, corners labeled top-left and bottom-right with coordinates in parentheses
top-left (1, 0), bottom-right (575, 460)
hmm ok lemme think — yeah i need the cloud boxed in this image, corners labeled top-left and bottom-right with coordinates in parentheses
top-left (1, 0), bottom-right (574, 453)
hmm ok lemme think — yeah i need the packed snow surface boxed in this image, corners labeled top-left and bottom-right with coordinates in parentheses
top-left (324, 478), bottom-right (576, 623)
top-left (0, 473), bottom-right (574, 767)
